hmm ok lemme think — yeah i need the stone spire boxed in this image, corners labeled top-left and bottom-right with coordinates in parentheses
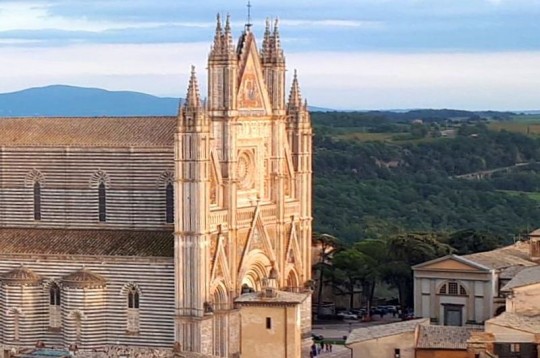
top-left (273, 18), bottom-right (284, 61)
top-left (224, 14), bottom-right (234, 53)
top-left (212, 13), bottom-right (223, 54)
top-left (261, 18), bottom-right (272, 59)
top-left (185, 65), bottom-right (201, 110)
top-left (287, 70), bottom-right (303, 111)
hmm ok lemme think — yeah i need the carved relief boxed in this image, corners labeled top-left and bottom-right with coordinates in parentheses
top-left (237, 122), bottom-right (271, 139)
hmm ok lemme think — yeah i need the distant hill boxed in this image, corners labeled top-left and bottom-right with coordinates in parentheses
top-left (0, 85), bottom-right (181, 117)
top-left (0, 85), bottom-right (332, 117)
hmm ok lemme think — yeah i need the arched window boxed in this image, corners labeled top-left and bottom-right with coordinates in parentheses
top-left (98, 182), bottom-right (106, 222)
top-left (128, 287), bottom-right (139, 309)
top-left (439, 281), bottom-right (467, 296)
top-left (126, 285), bottom-right (140, 333)
top-left (49, 282), bottom-right (62, 328)
top-left (34, 182), bottom-right (41, 221)
top-left (50, 283), bottom-right (61, 306)
top-left (166, 183), bottom-right (174, 224)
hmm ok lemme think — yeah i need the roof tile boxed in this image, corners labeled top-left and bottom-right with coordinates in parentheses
top-left (0, 116), bottom-right (176, 147)
top-left (0, 228), bottom-right (173, 257)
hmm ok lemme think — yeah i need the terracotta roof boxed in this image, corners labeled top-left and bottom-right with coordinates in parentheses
top-left (487, 312), bottom-right (540, 333)
top-left (2, 265), bottom-right (42, 285)
top-left (0, 228), bottom-right (173, 257)
top-left (502, 266), bottom-right (540, 291)
top-left (499, 265), bottom-right (529, 279)
top-left (0, 116), bottom-right (176, 147)
top-left (416, 325), bottom-right (474, 350)
top-left (63, 268), bottom-right (106, 288)
top-left (346, 318), bottom-right (429, 345)
top-left (463, 242), bottom-right (535, 270)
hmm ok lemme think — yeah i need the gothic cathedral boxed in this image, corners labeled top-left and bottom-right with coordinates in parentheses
top-left (175, 15), bottom-right (313, 356)
top-left (0, 13), bottom-right (312, 358)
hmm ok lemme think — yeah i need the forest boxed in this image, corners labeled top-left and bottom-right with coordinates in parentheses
top-left (311, 110), bottom-right (540, 314)
top-left (311, 110), bottom-right (540, 244)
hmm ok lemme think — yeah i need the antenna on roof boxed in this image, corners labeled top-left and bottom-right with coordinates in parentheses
top-left (246, 1), bottom-right (253, 30)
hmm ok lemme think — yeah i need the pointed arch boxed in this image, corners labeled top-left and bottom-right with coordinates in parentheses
top-left (25, 169), bottom-right (45, 187)
top-left (157, 170), bottom-right (174, 188)
top-left (89, 169), bottom-right (110, 189)
top-left (210, 280), bottom-right (230, 357)
top-left (284, 267), bottom-right (300, 291)
top-left (238, 249), bottom-right (273, 292)
top-left (121, 283), bottom-right (141, 333)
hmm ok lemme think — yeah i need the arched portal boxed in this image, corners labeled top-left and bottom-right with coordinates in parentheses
top-left (286, 268), bottom-right (300, 292)
top-left (239, 250), bottom-right (272, 292)
top-left (211, 281), bottom-right (229, 358)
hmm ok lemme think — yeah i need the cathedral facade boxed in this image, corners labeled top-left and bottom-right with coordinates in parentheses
top-left (0, 15), bottom-right (312, 357)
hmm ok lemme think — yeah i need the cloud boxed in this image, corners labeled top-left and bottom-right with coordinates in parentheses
top-left (287, 51), bottom-right (540, 110)
top-left (279, 19), bottom-right (384, 29)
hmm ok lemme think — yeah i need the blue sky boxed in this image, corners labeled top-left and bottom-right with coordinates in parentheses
top-left (1, 0), bottom-right (539, 110)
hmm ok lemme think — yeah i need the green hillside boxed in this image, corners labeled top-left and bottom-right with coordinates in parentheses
top-left (312, 111), bottom-right (540, 243)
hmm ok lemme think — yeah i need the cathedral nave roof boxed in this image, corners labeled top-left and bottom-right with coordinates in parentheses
top-left (0, 116), bottom-right (176, 147)
top-left (0, 228), bottom-right (173, 257)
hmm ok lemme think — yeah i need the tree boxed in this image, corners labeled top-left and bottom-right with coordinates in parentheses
top-left (332, 249), bottom-right (366, 310)
top-left (447, 229), bottom-right (502, 255)
top-left (312, 233), bottom-right (339, 317)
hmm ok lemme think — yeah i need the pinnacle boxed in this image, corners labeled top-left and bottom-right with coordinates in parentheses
top-left (288, 69), bottom-right (303, 110)
top-left (224, 14), bottom-right (234, 52)
top-left (273, 18), bottom-right (284, 59)
top-left (185, 65), bottom-right (201, 109)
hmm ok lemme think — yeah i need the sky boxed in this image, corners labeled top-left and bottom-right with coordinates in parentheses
top-left (0, 0), bottom-right (540, 110)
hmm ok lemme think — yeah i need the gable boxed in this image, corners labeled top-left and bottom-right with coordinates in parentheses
top-left (413, 255), bottom-right (489, 272)
top-left (236, 35), bottom-right (271, 113)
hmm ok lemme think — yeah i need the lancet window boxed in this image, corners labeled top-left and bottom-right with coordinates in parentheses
top-left (126, 285), bottom-right (140, 333)
top-left (34, 181), bottom-right (41, 221)
top-left (166, 183), bottom-right (174, 223)
top-left (49, 283), bottom-right (62, 328)
top-left (98, 182), bottom-right (106, 222)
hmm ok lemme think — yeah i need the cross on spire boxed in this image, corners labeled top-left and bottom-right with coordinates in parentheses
top-left (246, 1), bottom-right (253, 30)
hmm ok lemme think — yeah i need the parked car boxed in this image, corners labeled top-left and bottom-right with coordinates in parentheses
top-left (312, 334), bottom-right (324, 341)
top-left (337, 311), bottom-right (358, 320)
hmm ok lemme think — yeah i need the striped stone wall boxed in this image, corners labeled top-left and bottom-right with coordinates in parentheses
top-left (0, 146), bottom-right (174, 230)
top-left (0, 255), bottom-right (175, 349)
